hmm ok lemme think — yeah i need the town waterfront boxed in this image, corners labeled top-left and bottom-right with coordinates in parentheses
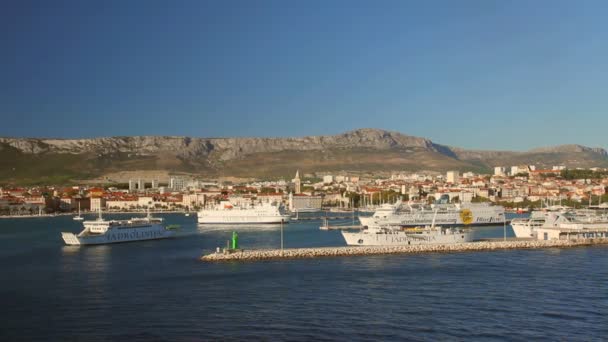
top-left (1, 214), bottom-right (607, 341)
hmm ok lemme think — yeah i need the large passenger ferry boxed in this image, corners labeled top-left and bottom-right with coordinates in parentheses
top-left (358, 201), bottom-right (505, 228)
top-left (61, 210), bottom-right (177, 245)
top-left (342, 225), bottom-right (474, 246)
top-left (197, 201), bottom-right (290, 224)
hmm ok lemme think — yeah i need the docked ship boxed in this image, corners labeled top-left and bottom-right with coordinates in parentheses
top-left (358, 201), bottom-right (505, 228)
top-left (342, 225), bottom-right (474, 246)
top-left (197, 201), bottom-right (291, 224)
top-left (510, 211), bottom-right (551, 238)
top-left (511, 210), bottom-right (608, 239)
top-left (61, 211), bottom-right (177, 246)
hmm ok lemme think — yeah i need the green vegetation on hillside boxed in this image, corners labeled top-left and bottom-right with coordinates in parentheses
top-left (560, 169), bottom-right (608, 180)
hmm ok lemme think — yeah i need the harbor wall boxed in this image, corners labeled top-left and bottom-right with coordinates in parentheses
top-left (201, 239), bottom-right (608, 262)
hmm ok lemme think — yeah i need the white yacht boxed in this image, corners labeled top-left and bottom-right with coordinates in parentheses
top-left (358, 201), bottom-right (505, 228)
top-left (61, 210), bottom-right (177, 245)
top-left (197, 201), bottom-right (290, 224)
top-left (342, 225), bottom-right (474, 246)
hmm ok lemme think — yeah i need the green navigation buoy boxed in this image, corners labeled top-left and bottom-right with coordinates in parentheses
top-left (231, 231), bottom-right (239, 250)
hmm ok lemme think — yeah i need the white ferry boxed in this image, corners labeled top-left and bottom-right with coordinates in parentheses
top-left (342, 225), bottom-right (474, 246)
top-left (510, 211), bottom-right (551, 238)
top-left (511, 210), bottom-right (608, 239)
top-left (61, 210), bottom-right (177, 245)
top-left (358, 201), bottom-right (505, 228)
top-left (197, 201), bottom-right (290, 224)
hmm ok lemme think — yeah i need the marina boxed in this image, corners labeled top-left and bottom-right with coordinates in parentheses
top-left (2, 212), bottom-right (608, 340)
top-left (5, 3), bottom-right (608, 340)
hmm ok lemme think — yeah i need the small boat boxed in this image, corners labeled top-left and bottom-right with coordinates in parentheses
top-left (319, 217), bottom-right (329, 230)
top-left (73, 202), bottom-right (84, 221)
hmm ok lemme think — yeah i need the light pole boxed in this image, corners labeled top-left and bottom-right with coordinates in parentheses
top-left (280, 219), bottom-right (284, 255)
top-left (503, 212), bottom-right (507, 241)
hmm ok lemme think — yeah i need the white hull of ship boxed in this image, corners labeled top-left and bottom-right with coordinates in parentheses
top-left (197, 215), bottom-right (291, 224)
top-left (293, 208), bottom-right (320, 213)
top-left (359, 211), bottom-right (504, 228)
top-left (511, 224), bottom-right (536, 238)
top-left (62, 224), bottom-right (175, 245)
top-left (342, 230), bottom-right (474, 246)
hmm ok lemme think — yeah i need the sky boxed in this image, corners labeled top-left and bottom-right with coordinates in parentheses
top-left (1, 0), bottom-right (608, 151)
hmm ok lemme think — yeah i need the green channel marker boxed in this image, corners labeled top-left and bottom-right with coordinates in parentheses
top-left (232, 231), bottom-right (238, 250)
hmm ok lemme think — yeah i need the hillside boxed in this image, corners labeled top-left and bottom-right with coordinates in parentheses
top-left (1, 129), bottom-right (607, 184)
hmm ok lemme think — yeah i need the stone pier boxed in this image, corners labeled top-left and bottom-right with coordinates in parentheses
top-left (200, 239), bottom-right (608, 262)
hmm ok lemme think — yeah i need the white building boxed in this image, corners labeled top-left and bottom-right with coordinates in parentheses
top-left (494, 167), bottom-right (506, 176)
top-left (289, 193), bottom-right (322, 212)
top-left (170, 177), bottom-right (187, 191)
top-left (323, 175), bottom-right (334, 184)
top-left (182, 193), bottom-right (207, 208)
top-left (446, 171), bottom-right (460, 184)
top-left (128, 180), bottom-right (136, 192)
top-left (257, 193), bottom-right (284, 204)
top-left (90, 198), bottom-right (105, 211)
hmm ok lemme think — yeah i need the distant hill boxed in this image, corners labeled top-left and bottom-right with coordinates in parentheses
top-left (1, 128), bottom-right (607, 184)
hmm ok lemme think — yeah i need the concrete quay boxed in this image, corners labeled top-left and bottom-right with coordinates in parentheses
top-left (201, 239), bottom-right (608, 262)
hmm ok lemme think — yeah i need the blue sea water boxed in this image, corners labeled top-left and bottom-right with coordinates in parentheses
top-left (0, 213), bottom-right (607, 341)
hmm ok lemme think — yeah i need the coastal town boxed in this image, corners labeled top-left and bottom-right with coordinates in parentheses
top-left (2, 164), bottom-right (608, 217)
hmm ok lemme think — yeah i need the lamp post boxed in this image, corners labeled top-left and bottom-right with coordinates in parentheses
top-left (503, 212), bottom-right (507, 241)
top-left (280, 219), bottom-right (284, 255)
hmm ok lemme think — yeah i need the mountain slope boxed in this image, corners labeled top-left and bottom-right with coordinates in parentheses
top-left (1, 129), bottom-right (607, 184)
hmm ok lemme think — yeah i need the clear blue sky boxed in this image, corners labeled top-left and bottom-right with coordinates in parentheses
top-left (2, 0), bottom-right (607, 151)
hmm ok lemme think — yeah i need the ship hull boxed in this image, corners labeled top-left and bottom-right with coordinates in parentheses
top-left (359, 206), bottom-right (505, 228)
top-left (197, 215), bottom-right (290, 224)
top-left (342, 229), bottom-right (474, 246)
top-left (511, 224), bottom-right (536, 238)
top-left (359, 217), bottom-right (505, 228)
top-left (62, 224), bottom-right (175, 246)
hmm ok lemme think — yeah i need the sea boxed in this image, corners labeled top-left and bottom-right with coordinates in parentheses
top-left (0, 213), bottom-right (606, 341)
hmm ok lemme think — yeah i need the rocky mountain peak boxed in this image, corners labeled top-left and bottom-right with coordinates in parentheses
top-left (528, 144), bottom-right (608, 156)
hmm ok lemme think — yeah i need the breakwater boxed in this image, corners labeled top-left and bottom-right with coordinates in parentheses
top-left (201, 239), bottom-right (608, 262)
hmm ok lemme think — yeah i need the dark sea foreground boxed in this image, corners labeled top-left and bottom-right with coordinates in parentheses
top-left (0, 213), bottom-right (607, 341)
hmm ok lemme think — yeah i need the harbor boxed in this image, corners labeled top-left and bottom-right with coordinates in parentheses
top-left (3, 207), bottom-right (608, 341)
top-left (201, 238), bottom-right (608, 262)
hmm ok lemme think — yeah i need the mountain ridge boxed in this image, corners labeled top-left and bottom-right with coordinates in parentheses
top-left (1, 128), bottom-right (607, 184)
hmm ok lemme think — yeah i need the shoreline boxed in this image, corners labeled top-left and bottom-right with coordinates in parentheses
top-left (0, 210), bottom-right (190, 219)
top-left (200, 239), bottom-right (608, 262)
